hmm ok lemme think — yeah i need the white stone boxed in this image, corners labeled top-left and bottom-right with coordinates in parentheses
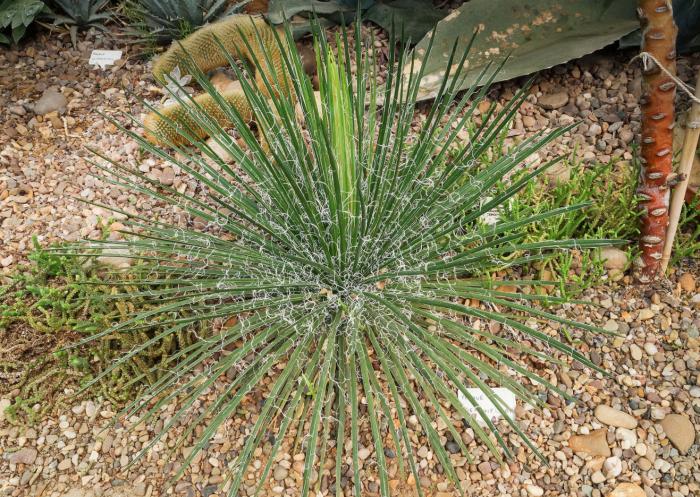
top-left (358, 447), bottom-right (371, 460)
top-left (615, 427), bottom-right (637, 449)
top-left (691, 293), bottom-right (700, 309)
top-left (654, 458), bottom-right (672, 473)
top-left (643, 343), bottom-right (658, 355)
top-left (205, 137), bottom-right (236, 163)
top-left (63, 489), bottom-right (95, 497)
top-left (526, 484), bottom-right (544, 496)
top-left (273, 464), bottom-right (288, 481)
top-left (603, 456), bottom-right (622, 478)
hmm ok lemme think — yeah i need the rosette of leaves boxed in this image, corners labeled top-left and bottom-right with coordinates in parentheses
top-left (126, 0), bottom-right (248, 45)
top-left (0, 0), bottom-right (48, 44)
top-left (49, 0), bottom-right (111, 45)
top-left (66, 19), bottom-right (613, 497)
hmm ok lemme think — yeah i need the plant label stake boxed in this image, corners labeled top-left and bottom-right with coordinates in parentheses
top-left (457, 387), bottom-right (516, 426)
top-left (89, 50), bottom-right (122, 70)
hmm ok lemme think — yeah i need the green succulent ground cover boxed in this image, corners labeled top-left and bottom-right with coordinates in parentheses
top-left (0, 236), bottom-right (204, 423)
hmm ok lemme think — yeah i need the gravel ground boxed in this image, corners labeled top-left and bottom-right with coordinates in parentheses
top-left (1, 23), bottom-right (700, 497)
top-left (1, 27), bottom-right (699, 271)
top-left (1, 274), bottom-right (699, 497)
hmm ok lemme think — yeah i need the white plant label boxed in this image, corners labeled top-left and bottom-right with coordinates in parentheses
top-left (89, 50), bottom-right (123, 69)
top-left (457, 387), bottom-right (516, 426)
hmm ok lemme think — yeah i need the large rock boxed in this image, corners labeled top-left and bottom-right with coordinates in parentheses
top-left (538, 91), bottom-right (569, 110)
top-left (205, 136), bottom-right (235, 163)
top-left (7, 447), bottom-right (37, 465)
top-left (595, 405), bottom-right (637, 429)
top-left (606, 483), bottom-right (646, 497)
top-left (599, 246), bottom-right (629, 270)
top-left (660, 414), bottom-right (695, 454)
top-left (32, 87), bottom-right (67, 115)
top-left (568, 429), bottom-right (611, 456)
top-left (545, 162), bottom-right (571, 184)
top-left (62, 489), bottom-right (95, 497)
top-left (96, 247), bottom-right (132, 270)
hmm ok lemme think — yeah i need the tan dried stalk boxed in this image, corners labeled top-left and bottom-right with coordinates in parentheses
top-left (660, 69), bottom-right (700, 273)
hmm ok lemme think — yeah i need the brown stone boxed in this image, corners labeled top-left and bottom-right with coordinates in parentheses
top-left (584, 455), bottom-right (606, 472)
top-left (569, 429), bottom-right (611, 456)
top-left (539, 91), bottom-right (569, 110)
top-left (679, 272), bottom-right (696, 293)
top-left (595, 405), bottom-right (638, 429)
top-left (606, 483), bottom-right (646, 497)
top-left (477, 461), bottom-right (492, 475)
top-left (7, 447), bottom-right (37, 465)
top-left (599, 247), bottom-right (629, 270)
top-left (660, 414), bottom-right (695, 454)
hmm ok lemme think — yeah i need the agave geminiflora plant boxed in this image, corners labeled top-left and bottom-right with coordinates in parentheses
top-left (49, 0), bottom-right (112, 45)
top-left (67, 17), bottom-right (613, 497)
top-left (126, 0), bottom-right (248, 45)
